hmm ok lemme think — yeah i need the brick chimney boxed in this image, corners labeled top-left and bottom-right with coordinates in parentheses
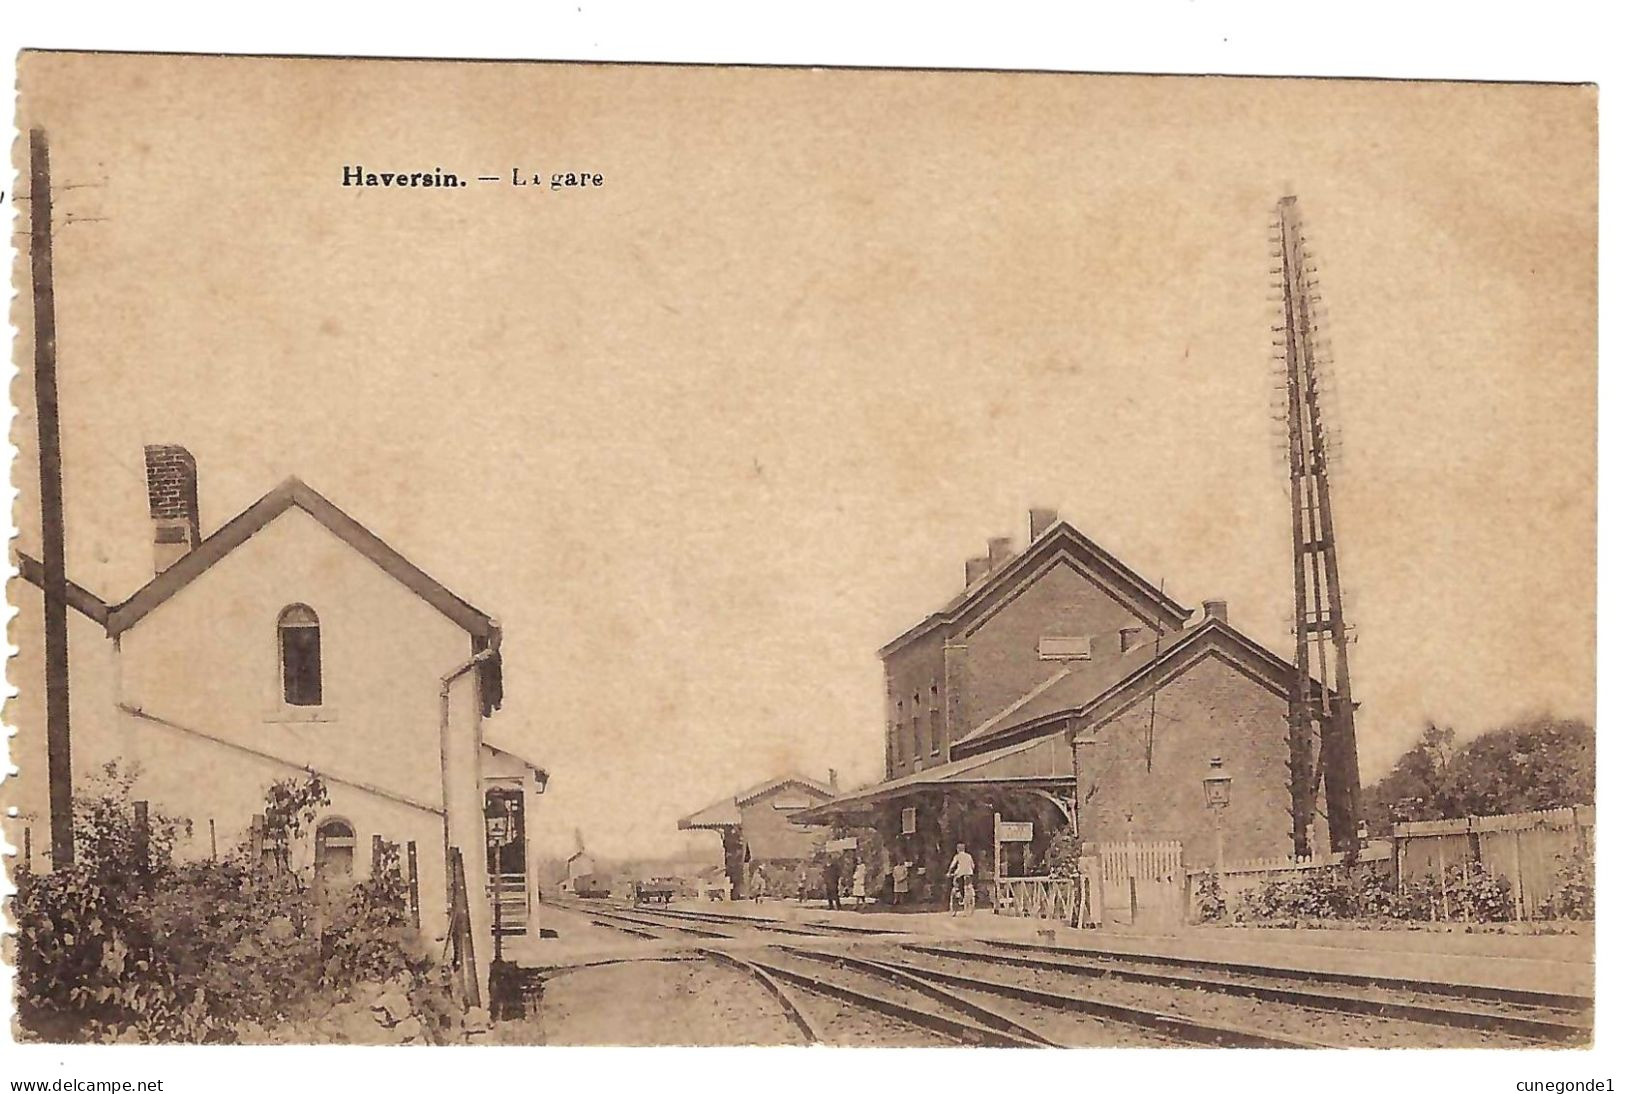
top-left (987, 536), bottom-right (1015, 571)
top-left (1202, 599), bottom-right (1229, 625)
top-left (144, 444), bottom-right (201, 573)
top-left (965, 556), bottom-right (992, 587)
top-left (827, 769), bottom-right (839, 792)
top-left (1028, 507), bottom-right (1059, 543)
top-left (1119, 626), bottom-right (1144, 652)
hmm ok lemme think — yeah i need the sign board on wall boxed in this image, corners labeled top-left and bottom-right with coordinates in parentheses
top-left (997, 821), bottom-right (1034, 843)
top-left (824, 837), bottom-right (858, 852)
top-left (901, 806), bottom-right (917, 835)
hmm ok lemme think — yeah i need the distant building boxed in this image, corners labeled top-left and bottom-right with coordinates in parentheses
top-left (566, 849), bottom-right (596, 881)
top-left (678, 773), bottom-right (837, 899)
top-left (9, 445), bottom-right (549, 983)
top-left (794, 508), bottom-right (1335, 905)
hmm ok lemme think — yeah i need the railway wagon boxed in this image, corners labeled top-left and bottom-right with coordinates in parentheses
top-left (572, 871), bottom-right (613, 899)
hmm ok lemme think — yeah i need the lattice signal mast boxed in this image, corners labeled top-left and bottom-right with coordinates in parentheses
top-left (1273, 195), bottom-right (1361, 856)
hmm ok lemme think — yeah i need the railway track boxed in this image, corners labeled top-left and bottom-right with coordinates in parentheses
top-left (546, 897), bottom-right (1591, 1047)
top-left (550, 900), bottom-right (1330, 1046)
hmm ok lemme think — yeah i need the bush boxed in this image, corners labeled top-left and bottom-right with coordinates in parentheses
top-left (1040, 829), bottom-right (1081, 879)
top-left (1442, 860), bottom-right (1514, 922)
top-left (1543, 850), bottom-right (1595, 920)
top-left (12, 768), bottom-right (459, 1043)
top-left (1192, 870), bottom-right (1226, 922)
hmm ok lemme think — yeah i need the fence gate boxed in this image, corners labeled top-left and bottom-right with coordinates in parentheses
top-left (1089, 840), bottom-right (1184, 928)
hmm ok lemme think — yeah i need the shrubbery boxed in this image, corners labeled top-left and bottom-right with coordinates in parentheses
top-left (1230, 860), bottom-right (1525, 925)
top-left (12, 764), bottom-right (467, 1044)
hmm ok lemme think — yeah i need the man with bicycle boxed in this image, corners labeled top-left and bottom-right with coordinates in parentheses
top-left (947, 842), bottom-right (976, 915)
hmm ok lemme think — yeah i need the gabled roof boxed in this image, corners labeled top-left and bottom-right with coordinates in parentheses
top-left (955, 615), bottom-right (1326, 758)
top-left (878, 520), bottom-right (1191, 658)
top-left (106, 476), bottom-right (498, 640)
top-left (14, 552), bottom-right (111, 625)
top-left (677, 773), bottom-right (838, 831)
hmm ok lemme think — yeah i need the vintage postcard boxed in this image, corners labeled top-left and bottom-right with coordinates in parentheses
top-left (5, 52), bottom-right (1596, 1051)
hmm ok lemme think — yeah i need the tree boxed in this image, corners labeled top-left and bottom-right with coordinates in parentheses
top-left (1363, 717), bottom-right (1593, 834)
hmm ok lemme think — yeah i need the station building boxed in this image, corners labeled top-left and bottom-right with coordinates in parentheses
top-left (793, 508), bottom-right (1328, 907)
top-left (678, 773), bottom-right (838, 899)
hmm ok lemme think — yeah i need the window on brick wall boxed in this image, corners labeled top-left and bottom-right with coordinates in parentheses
top-left (279, 604), bottom-right (323, 706)
top-left (930, 683), bottom-right (943, 755)
top-left (912, 693), bottom-right (924, 770)
top-left (1038, 635), bottom-right (1093, 661)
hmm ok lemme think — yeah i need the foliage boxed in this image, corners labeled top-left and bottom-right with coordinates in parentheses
top-left (1540, 850), bottom-right (1595, 920)
top-left (1192, 870), bottom-right (1226, 922)
top-left (1441, 860), bottom-right (1515, 922)
top-left (1040, 828), bottom-right (1081, 879)
top-left (13, 766), bottom-right (453, 1044)
top-left (1364, 717), bottom-right (1594, 835)
top-left (260, 772), bottom-right (330, 871)
top-left (1231, 861), bottom-right (1525, 925)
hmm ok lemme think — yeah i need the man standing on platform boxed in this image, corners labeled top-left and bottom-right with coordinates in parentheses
top-left (822, 855), bottom-right (843, 911)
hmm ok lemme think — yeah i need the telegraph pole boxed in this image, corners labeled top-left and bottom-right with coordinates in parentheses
top-left (1274, 195), bottom-right (1362, 855)
top-left (30, 126), bottom-right (75, 866)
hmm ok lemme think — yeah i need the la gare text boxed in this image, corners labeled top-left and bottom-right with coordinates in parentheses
top-left (341, 166), bottom-right (605, 190)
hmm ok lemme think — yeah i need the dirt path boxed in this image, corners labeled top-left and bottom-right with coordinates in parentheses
top-left (498, 957), bottom-right (802, 1045)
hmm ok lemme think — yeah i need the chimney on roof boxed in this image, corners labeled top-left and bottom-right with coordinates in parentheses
top-left (1119, 626), bottom-right (1144, 652)
top-left (827, 768), bottom-right (839, 791)
top-left (144, 444), bottom-right (201, 574)
top-left (1202, 599), bottom-right (1229, 625)
top-left (965, 556), bottom-right (992, 587)
top-left (987, 536), bottom-right (1015, 571)
top-left (1028, 507), bottom-right (1059, 543)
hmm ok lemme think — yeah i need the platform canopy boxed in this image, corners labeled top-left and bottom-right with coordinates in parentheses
top-left (787, 733), bottom-right (1073, 826)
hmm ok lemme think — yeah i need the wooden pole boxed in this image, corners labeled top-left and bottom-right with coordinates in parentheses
top-left (209, 818), bottom-right (217, 860)
top-left (30, 127), bottom-right (74, 868)
top-left (22, 826), bottom-right (32, 873)
top-left (407, 840), bottom-right (421, 928)
top-left (133, 801), bottom-right (150, 890)
top-left (250, 812), bottom-right (265, 869)
top-left (992, 810), bottom-right (1001, 911)
top-left (372, 833), bottom-right (384, 876)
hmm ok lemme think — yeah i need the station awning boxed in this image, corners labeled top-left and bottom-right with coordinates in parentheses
top-left (788, 732), bottom-right (1073, 825)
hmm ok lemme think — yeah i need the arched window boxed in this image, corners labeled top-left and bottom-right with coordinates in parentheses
top-left (278, 604), bottom-right (322, 706)
top-left (314, 818), bottom-right (355, 888)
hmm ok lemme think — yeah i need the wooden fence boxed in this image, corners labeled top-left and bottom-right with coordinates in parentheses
top-left (1395, 806), bottom-right (1593, 920)
top-left (995, 876), bottom-right (1079, 922)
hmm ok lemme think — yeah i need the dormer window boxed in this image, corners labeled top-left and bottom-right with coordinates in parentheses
top-left (278, 604), bottom-right (323, 706)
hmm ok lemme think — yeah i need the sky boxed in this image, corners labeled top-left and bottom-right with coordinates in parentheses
top-left (11, 55), bottom-right (1596, 859)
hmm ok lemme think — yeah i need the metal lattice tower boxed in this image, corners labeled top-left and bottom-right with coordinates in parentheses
top-left (1274, 195), bottom-right (1362, 856)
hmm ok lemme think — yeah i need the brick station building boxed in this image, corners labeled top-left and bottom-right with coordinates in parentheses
top-left (793, 508), bottom-right (1332, 907)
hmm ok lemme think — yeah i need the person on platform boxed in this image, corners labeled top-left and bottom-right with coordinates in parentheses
top-left (796, 865), bottom-right (808, 904)
top-left (948, 842), bottom-right (976, 915)
top-left (751, 869), bottom-right (767, 904)
top-left (892, 861), bottom-right (910, 907)
top-left (822, 855), bottom-right (843, 911)
top-left (851, 861), bottom-right (867, 906)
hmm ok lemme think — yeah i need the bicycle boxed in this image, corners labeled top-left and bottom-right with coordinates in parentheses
top-left (948, 874), bottom-right (975, 916)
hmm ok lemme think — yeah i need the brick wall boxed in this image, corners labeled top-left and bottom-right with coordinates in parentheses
top-left (739, 787), bottom-right (828, 860)
top-left (956, 563), bottom-right (1156, 738)
top-left (882, 634), bottom-right (946, 777)
top-left (1076, 652), bottom-right (1305, 866)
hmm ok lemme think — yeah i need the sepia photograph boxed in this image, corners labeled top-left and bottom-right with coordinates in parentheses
top-left (3, 38), bottom-right (1598, 1063)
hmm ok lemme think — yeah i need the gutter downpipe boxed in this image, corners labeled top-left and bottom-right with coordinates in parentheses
top-left (440, 647), bottom-right (497, 908)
